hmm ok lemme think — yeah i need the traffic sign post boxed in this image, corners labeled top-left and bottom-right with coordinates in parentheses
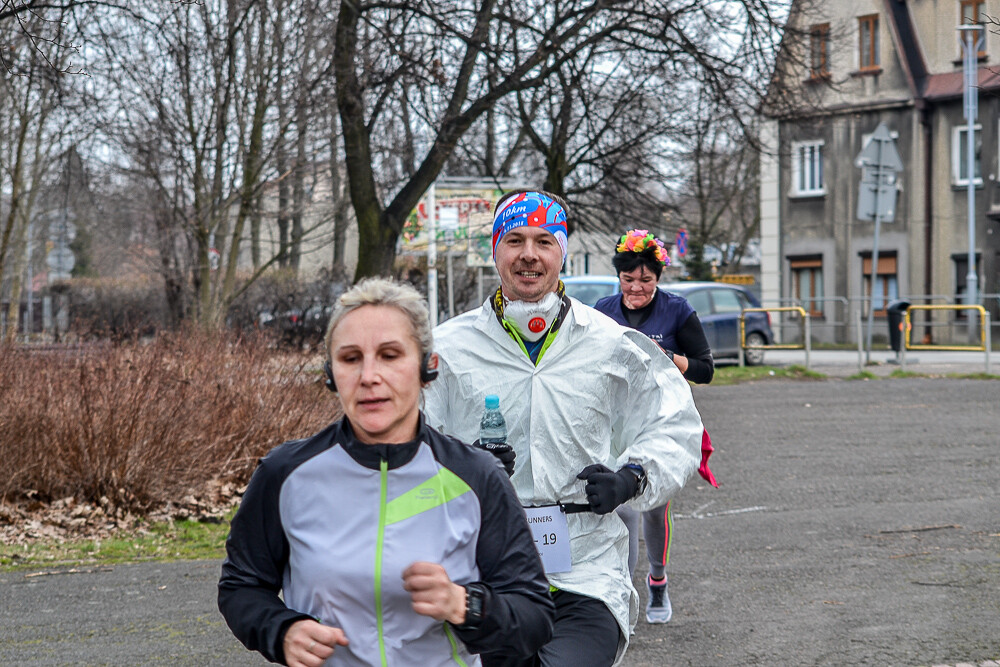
top-left (855, 122), bottom-right (901, 363)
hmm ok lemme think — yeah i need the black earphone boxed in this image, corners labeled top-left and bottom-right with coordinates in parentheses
top-left (323, 352), bottom-right (439, 393)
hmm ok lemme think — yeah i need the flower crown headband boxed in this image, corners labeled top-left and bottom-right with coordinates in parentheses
top-left (616, 229), bottom-right (669, 267)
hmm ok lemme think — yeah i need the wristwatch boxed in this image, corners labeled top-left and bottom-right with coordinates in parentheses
top-left (460, 583), bottom-right (487, 629)
top-left (663, 348), bottom-right (675, 361)
top-left (622, 463), bottom-right (648, 497)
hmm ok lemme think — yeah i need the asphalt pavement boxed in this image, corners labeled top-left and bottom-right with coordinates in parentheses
top-left (1, 365), bottom-right (998, 666)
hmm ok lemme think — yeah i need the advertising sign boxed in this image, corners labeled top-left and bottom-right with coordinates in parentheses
top-left (402, 187), bottom-right (505, 267)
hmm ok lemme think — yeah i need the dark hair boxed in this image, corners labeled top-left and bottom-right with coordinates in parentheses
top-left (612, 246), bottom-right (664, 280)
top-left (494, 189), bottom-right (571, 219)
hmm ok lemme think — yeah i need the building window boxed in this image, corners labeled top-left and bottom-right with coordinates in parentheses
top-left (858, 15), bottom-right (880, 71)
top-left (790, 256), bottom-right (824, 317)
top-left (952, 125), bottom-right (982, 186)
top-left (791, 140), bottom-right (825, 196)
top-left (862, 253), bottom-right (898, 316)
top-left (960, 0), bottom-right (986, 56)
top-left (810, 23), bottom-right (831, 78)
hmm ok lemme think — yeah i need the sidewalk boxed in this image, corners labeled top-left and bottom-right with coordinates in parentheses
top-left (760, 348), bottom-right (995, 378)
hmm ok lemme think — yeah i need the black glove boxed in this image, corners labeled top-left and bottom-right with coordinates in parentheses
top-left (576, 464), bottom-right (638, 514)
top-left (473, 439), bottom-right (516, 477)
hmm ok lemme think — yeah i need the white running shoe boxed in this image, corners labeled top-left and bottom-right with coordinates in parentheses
top-left (645, 574), bottom-right (672, 624)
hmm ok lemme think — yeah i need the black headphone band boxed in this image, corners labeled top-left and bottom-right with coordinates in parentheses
top-left (420, 351), bottom-right (439, 383)
top-left (323, 360), bottom-right (337, 393)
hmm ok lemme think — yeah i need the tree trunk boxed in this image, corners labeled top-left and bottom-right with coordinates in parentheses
top-left (290, 94), bottom-right (308, 272)
top-left (335, 0), bottom-right (501, 281)
top-left (334, 0), bottom-right (383, 280)
top-left (221, 10), bottom-right (270, 311)
top-left (3, 273), bottom-right (23, 344)
top-left (251, 194), bottom-right (262, 271)
top-left (275, 5), bottom-right (290, 269)
top-left (328, 112), bottom-right (348, 269)
top-left (400, 86), bottom-right (416, 177)
top-left (0, 93), bottom-right (32, 301)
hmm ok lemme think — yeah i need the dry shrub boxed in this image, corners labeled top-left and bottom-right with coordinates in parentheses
top-left (66, 277), bottom-right (169, 340)
top-left (0, 332), bottom-right (337, 515)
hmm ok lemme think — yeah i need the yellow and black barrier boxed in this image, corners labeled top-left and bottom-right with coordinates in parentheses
top-left (900, 304), bottom-right (992, 373)
top-left (739, 306), bottom-right (810, 369)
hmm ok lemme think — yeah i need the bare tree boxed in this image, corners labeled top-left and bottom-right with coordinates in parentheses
top-left (670, 91), bottom-right (761, 280)
top-left (0, 0), bottom-right (123, 75)
top-left (0, 5), bottom-right (82, 340)
top-left (89, 0), bottom-right (336, 327)
top-left (415, 0), bottom-right (798, 247)
top-left (333, 1), bottom-right (735, 280)
top-left (507, 51), bottom-right (682, 234)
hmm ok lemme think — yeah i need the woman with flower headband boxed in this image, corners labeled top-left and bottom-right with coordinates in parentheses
top-left (593, 229), bottom-right (717, 625)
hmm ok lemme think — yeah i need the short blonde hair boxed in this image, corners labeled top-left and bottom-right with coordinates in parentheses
top-left (324, 277), bottom-right (433, 359)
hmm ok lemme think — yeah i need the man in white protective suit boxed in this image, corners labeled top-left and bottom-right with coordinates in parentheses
top-left (423, 190), bottom-right (704, 667)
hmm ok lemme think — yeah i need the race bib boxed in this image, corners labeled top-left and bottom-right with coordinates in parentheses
top-left (523, 505), bottom-right (572, 573)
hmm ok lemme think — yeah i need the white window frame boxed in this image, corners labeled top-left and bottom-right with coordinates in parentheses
top-left (791, 140), bottom-right (826, 196)
top-left (952, 124), bottom-right (982, 186)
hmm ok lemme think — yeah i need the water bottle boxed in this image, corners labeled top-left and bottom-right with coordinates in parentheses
top-left (479, 394), bottom-right (507, 447)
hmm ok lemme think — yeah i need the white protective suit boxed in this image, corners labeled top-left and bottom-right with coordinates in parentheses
top-left (423, 296), bottom-right (704, 663)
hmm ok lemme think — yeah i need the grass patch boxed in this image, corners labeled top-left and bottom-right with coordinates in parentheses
top-left (711, 365), bottom-right (826, 386)
top-left (0, 514), bottom-right (233, 573)
top-left (888, 369), bottom-right (928, 379)
top-left (944, 372), bottom-right (1000, 380)
top-left (847, 370), bottom-right (880, 381)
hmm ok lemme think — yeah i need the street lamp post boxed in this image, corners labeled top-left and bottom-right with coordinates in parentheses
top-left (959, 23), bottom-right (984, 342)
top-left (427, 183), bottom-right (438, 328)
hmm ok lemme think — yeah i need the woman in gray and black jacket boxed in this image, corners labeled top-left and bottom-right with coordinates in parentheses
top-left (218, 278), bottom-right (553, 667)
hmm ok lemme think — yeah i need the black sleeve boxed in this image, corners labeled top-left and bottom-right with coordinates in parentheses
top-left (451, 462), bottom-right (555, 658)
top-left (218, 455), bottom-right (312, 665)
top-left (675, 312), bottom-right (715, 384)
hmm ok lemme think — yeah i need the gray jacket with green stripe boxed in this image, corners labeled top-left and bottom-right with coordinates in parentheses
top-left (218, 416), bottom-right (553, 666)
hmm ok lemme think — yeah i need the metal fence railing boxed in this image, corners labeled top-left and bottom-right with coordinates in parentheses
top-left (768, 293), bottom-right (999, 348)
top-left (900, 305), bottom-right (991, 373)
top-left (741, 306), bottom-right (810, 369)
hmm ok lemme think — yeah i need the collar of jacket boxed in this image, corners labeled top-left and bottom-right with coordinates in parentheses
top-left (490, 281), bottom-right (572, 336)
top-left (336, 413), bottom-right (426, 470)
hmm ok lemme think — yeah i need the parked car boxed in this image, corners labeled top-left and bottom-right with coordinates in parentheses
top-left (256, 301), bottom-right (331, 350)
top-left (561, 276), bottom-right (774, 365)
top-left (561, 275), bottom-right (620, 306)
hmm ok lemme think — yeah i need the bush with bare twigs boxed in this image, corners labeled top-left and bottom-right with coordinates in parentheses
top-left (0, 332), bottom-right (336, 524)
top-left (66, 278), bottom-right (169, 341)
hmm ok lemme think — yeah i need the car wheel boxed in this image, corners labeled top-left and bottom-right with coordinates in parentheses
top-left (744, 332), bottom-right (766, 366)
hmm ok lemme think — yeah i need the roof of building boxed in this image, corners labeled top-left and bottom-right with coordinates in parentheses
top-left (921, 67), bottom-right (1000, 101)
